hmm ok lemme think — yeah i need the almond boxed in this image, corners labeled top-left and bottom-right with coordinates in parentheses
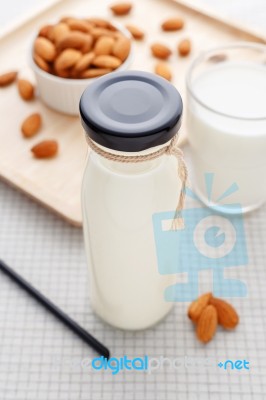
top-left (188, 292), bottom-right (212, 322)
top-left (91, 27), bottom-right (116, 39)
top-left (36, 17), bottom-right (130, 80)
top-left (34, 37), bottom-right (56, 62)
top-left (55, 49), bottom-right (82, 71)
top-left (73, 52), bottom-right (95, 72)
top-left (151, 43), bottom-right (172, 60)
top-left (210, 297), bottom-right (239, 329)
top-left (80, 68), bottom-right (112, 78)
top-left (125, 24), bottom-right (144, 40)
top-left (112, 36), bottom-right (131, 61)
top-left (34, 54), bottom-right (50, 73)
top-left (161, 18), bottom-right (184, 31)
top-left (94, 36), bottom-right (115, 56)
top-left (17, 79), bottom-right (35, 101)
top-left (113, 31), bottom-right (124, 40)
top-left (67, 18), bottom-right (92, 33)
top-left (178, 39), bottom-right (191, 57)
top-left (92, 55), bottom-right (122, 69)
top-left (50, 22), bottom-right (70, 44)
top-left (155, 62), bottom-right (172, 81)
top-left (21, 113), bottom-right (42, 138)
top-left (56, 68), bottom-right (71, 78)
top-left (38, 24), bottom-right (54, 39)
top-left (57, 32), bottom-right (93, 53)
top-left (0, 71), bottom-right (17, 87)
top-left (196, 305), bottom-right (217, 343)
top-left (31, 140), bottom-right (58, 159)
top-left (110, 2), bottom-right (132, 16)
top-left (86, 18), bottom-right (114, 29)
top-left (59, 16), bottom-right (72, 23)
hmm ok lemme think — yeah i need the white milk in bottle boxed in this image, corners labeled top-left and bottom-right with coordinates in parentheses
top-left (80, 71), bottom-right (184, 330)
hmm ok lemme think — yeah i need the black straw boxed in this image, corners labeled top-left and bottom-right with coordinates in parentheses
top-left (0, 259), bottom-right (110, 359)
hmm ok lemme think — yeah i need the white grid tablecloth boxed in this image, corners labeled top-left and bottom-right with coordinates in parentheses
top-left (1, 167), bottom-right (266, 400)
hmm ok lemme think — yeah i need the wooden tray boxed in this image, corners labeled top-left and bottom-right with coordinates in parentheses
top-left (0, 0), bottom-right (265, 227)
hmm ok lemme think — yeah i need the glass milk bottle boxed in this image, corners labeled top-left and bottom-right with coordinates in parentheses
top-left (80, 71), bottom-right (184, 330)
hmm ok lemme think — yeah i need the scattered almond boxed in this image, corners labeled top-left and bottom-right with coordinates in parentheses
top-left (31, 140), bottom-right (58, 159)
top-left (161, 18), bottom-right (184, 31)
top-left (112, 36), bottom-right (131, 61)
top-left (94, 36), bottom-right (115, 56)
top-left (188, 292), bottom-right (211, 322)
top-left (151, 43), bottom-right (172, 60)
top-left (178, 39), bottom-right (191, 57)
top-left (92, 55), bottom-right (122, 69)
top-left (155, 62), bottom-right (172, 81)
top-left (21, 113), bottom-right (42, 138)
top-left (210, 297), bottom-right (239, 329)
top-left (188, 293), bottom-right (240, 343)
top-left (17, 79), bottom-right (35, 101)
top-left (125, 24), bottom-right (144, 40)
top-left (0, 71), bottom-right (17, 87)
top-left (34, 37), bottom-right (56, 62)
top-left (196, 305), bottom-right (217, 343)
top-left (110, 2), bottom-right (132, 16)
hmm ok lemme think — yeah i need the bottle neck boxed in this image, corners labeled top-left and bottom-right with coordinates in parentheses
top-left (89, 141), bottom-right (171, 175)
top-left (96, 154), bottom-right (164, 175)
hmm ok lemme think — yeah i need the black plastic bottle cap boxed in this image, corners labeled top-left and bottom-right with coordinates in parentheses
top-left (79, 71), bottom-right (183, 152)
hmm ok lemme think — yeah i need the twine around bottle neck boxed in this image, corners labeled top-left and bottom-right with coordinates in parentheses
top-left (86, 135), bottom-right (188, 229)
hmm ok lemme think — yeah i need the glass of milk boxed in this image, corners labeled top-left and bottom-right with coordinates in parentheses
top-left (186, 42), bottom-right (266, 213)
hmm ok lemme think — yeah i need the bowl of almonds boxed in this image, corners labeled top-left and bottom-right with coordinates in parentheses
top-left (30, 16), bottom-right (133, 115)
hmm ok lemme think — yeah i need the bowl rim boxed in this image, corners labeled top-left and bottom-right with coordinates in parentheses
top-left (29, 20), bottom-right (134, 85)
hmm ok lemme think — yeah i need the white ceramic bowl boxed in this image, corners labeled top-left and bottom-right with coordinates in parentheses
top-left (30, 23), bottom-right (133, 115)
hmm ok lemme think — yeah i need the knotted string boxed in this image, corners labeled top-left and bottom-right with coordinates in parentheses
top-left (86, 135), bottom-right (188, 229)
